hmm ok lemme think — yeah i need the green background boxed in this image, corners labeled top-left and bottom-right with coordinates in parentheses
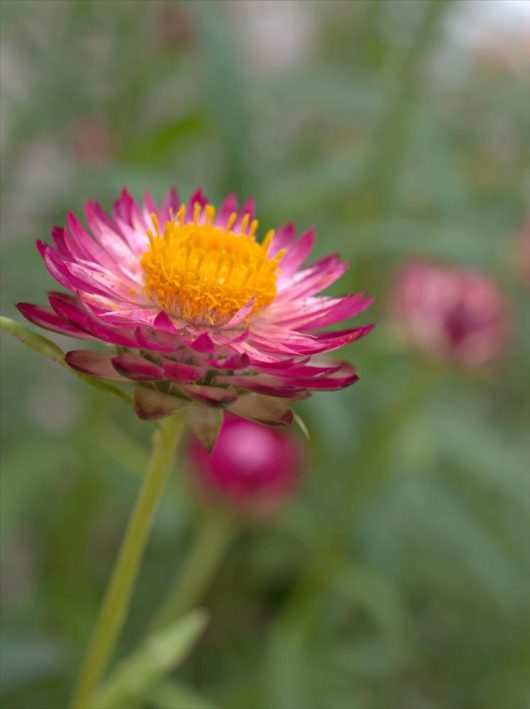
top-left (1, 2), bottom-right (529, 708)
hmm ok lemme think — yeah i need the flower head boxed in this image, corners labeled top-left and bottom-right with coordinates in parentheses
top-left (389, 260), bottom-right (508, 368)
top-left (18, 188), bottom-right (372, 427)
top-left (187, 414), bottom-right (303, 517)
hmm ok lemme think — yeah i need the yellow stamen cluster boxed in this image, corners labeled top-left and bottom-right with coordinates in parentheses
top-left (141, 203), bottom-right (283, 326)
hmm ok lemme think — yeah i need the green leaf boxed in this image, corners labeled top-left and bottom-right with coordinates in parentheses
top-left (92, 609), bottom-right (208, 709)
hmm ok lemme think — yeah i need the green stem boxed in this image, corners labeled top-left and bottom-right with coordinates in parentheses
top-left (151, 510), bottom-right (234, 632)
top-left (70, 413), bottom-right (184, 709)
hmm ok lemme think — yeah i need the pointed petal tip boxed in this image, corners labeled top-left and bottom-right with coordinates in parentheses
top-left (186, 405), bottom-right (224, 453)
top-left (191, 332), bottom-right (215, 353)
top-left (153, 311), bottom-right (180, 334)
top-left (111, 353), bottom-right (164, 381)
top-left (189, 187), bottom-right (208, 207)
top-left (36, 240), bottom-right (48, 258)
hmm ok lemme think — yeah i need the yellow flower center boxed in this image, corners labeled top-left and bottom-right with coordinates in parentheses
top-left (141, 203), bottom-right (283, 326)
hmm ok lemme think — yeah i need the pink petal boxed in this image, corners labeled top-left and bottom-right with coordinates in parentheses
top-left (269, 294), bottom-right (373, 330)
top-left (225, 299), bottom-right (254, 328)
top-left (278, 362), bottom-right (359, 390)
top-left (39, 242), bottom-right (107, 297)
top-left (208, 353), bottom-right (250, 370)
top-left (162, 359), bottom-right (203, 383)
top-left (217, 374), bottom-right (305, 399)
top-left (17, 302), bottom-right (93, 339)
top-left (80, 293), bottom-right (159, 328)
top-left (153, 311), bottom-right (183, 334)
top-left (160, 187), bottom-right (180, 223)
top-left (247, 355), bottom-right (309, 369)
top-left (295, 324), bottom-right (375, 354)
top-left (278, 229), bottom-right (315, 278)
top-left (66, 260), bottom-right (140, 300)
top-left (40, 243), bottom-right (138, 302)
top-left (112, 353), bottom-right (164, 381)
top-left (143, 191), bottom-right (159, 219)
top-left (261, 362), bottom-right (342, 378)
top-left (187, 188), bottom-right (208, 216)
top-left (211, 328), bottom-right (249, 346)
top-left (247, 328), bottom-right (314, 355)
top-left (50, 226), bottom-right (73, 259)
top-left (233, 197), bottom-right (255, 231)
top-left (84, 201), bottom-right (139, 274)
top-left (65, 211), bottom-right (115, 267)
top-left (48, 292), bottom-right (138, 347)
top-left (135, 327), bottom-right (176, 353)
top-left (48, 291), bottom-right (92, 329)
top-left (237, 342), bottom-right (291, 364)
top-left (191, 332), bottom-right (215, 353)
top-left (275, 254), bottom-right (349, 301)
top-left (178, 383), bottom-right (237, 407)
top-left (217, 193), bottom-right (238, 227)
top-left (112, 187), bottom-right (147, 231)
top-left (65, 349), bottom-right (129, 381)
top-left (268, 223), bottom-right (296, 258)
top-left (111, 216), bottom-right (149, 257)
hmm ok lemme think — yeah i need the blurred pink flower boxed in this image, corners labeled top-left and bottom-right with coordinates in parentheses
top-left (187, 414), bottom-right (303, 517)
top-left (389, 260), bottom-right (508, 368)
top-left (18, 188), bottom-right (372, 425)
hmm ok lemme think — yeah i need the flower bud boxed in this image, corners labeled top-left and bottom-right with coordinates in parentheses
top-left (389, 260), bottom-right (508, 368)
top-left (186, 415), bottom-right (303, 519)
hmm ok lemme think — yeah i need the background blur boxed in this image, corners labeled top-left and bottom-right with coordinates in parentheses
top-left (1, 1), bottom-right (529, 708)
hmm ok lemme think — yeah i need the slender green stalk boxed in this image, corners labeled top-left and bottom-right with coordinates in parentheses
top-left (70, 413), bottom-right (184, 709)
top-left (151, 511), bottom-right (234, 632)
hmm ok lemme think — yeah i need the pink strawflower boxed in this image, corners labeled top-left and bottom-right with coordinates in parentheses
top-left (18, 188), bottom-right (372, 426)
top-left (187, 414), bottom-right (303, 516)
top-left (389, 260), bottom-right (508, 368)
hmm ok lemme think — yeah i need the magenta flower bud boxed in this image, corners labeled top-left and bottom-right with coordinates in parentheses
top-left (389, 260), bottom-right (509, 368)
top-left (187, 415), bottom-right (303, 518)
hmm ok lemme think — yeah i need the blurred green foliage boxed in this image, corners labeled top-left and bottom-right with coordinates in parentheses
top-left (1, 1), bottom-right (529, 708)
